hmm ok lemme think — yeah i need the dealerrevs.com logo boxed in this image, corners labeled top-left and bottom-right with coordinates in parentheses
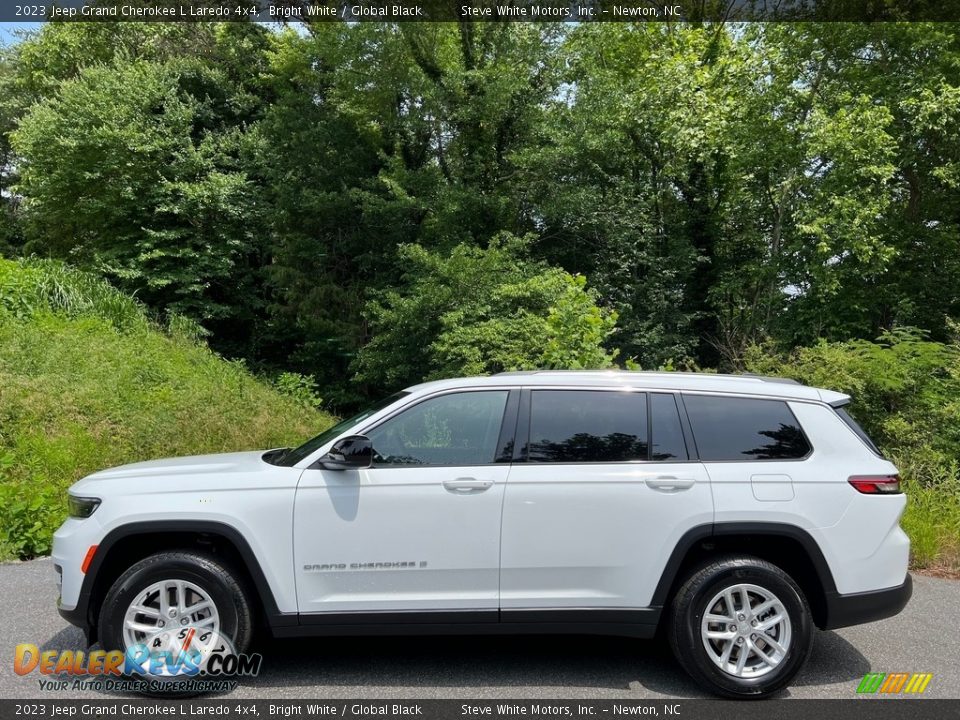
top-left (856, 672), bottom-right (933, 695)
top-left (15, 624), bottom-right (262, 694)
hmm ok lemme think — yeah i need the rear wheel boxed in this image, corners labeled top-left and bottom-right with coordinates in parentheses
top-left (668, 555), bottom-right (813, 698)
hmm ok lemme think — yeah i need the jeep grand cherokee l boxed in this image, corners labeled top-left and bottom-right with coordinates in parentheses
top-left (53, 371), bottom-right (911, 698)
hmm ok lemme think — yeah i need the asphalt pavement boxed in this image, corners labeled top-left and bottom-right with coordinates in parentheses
top-left (1, 558), bottom-right (957, 700)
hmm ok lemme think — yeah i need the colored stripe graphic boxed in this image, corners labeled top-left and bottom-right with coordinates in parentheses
top-left (881, 672), bottom-right (909, 693)
top-left (857, 672), bottom-right (932, 694)
top-left (904, 674), bottom-right (933, 694)
top-left (857, 673), bottom-right (886, 693)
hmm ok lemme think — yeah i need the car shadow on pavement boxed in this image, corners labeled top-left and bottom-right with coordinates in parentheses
top-left (245, 634), bottom-right (707, 696)
top-left (32, 625), bottom-right (869, 699)
top-left (40, 625), bottom-right (87, 653)
top-left (205, 627), bottom-right (871, 697)
top-left (790, 630), bottom-right (872, 687)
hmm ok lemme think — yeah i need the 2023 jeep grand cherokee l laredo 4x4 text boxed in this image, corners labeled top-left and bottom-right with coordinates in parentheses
top-left (53, 371), bottom-right (911, 698)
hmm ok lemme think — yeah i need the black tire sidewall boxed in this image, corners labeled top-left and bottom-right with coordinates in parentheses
top-left (673, 561), bottom-right (813, 698)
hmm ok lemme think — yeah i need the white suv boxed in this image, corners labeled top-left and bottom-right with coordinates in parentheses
top-left (53, 371), bottom-right (911, 698)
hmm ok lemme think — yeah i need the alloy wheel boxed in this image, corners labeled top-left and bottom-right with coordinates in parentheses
top-left (700, 582), bottom-right (792, 678)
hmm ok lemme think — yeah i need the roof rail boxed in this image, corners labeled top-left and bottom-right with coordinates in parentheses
top-left (741, 373), bottom-right (801, 386)
top-left (493, 369), bottom-right (801, 385)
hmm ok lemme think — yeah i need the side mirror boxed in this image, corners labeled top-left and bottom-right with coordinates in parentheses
top-left (319, 435), bottom-right (373, 471)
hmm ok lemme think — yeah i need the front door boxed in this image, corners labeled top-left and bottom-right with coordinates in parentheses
top-left (294, 389), bottom-right (516, 615)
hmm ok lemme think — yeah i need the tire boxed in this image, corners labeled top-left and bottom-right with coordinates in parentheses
top-left (98, 551), bottom-right (254, 691)
top-left (667, 555), bottom-right (813, 699)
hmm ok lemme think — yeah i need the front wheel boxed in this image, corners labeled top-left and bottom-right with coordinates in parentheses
top-left (98, 551), bottom-right (254, 692)
top-left (667, 555), bottom-right (813, 699)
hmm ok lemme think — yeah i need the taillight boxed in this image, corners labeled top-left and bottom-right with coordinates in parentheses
top-left (848, 475), bottom-right (901, 494)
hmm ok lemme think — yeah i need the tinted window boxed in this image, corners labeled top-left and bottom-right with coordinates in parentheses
top-left (684, 395), bottom-right (810, 461)
top-left (528, 390), bottom-right (648, 463)
top-left (835, 405), bottom-right (883, 457)
top-left (651, 393), bottom-right (688, 461)
top-left (367, 391), bottom-right (509, 466)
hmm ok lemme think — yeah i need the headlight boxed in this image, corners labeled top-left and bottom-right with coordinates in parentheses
top-left (67, 495), bottom-right (101, 518)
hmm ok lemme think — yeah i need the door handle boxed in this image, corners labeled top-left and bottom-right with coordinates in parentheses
top-left (442, 478), bottom-right (493, 493)
top-left (645, 476), bottom-right (695, 493)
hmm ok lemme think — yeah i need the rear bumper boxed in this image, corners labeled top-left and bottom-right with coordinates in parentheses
top-left (821, 574), bottom-right (912, 630)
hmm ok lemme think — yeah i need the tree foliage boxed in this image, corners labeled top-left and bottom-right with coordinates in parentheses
top-left (355, 235), bottom-right (618, 388)
top-left (3, 21), bottom-right (960, 408)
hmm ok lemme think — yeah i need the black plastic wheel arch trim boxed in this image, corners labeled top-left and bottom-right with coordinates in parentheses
top-left (649, 521), bottom-right (839, 607)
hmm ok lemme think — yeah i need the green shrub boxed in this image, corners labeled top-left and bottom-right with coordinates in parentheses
top-left (0, 258), bottom-right (335, 559)
top-left (896, 455), bottom-right (960, 572)
top-left (355, 236), bottom-right (619, 391)
top-left (273, 372), bottom-right (324, 410)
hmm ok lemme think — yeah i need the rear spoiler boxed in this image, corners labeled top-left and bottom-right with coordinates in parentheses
top-left (821, 390), bottom-right (852, 407)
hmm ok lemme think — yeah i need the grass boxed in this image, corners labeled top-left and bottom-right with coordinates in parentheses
top-left (0, 258), bottom-right (335, 559)
top-left (899, 463), bottom-right (960, 576)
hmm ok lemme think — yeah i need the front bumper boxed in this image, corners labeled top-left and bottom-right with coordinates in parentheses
top-left (53, 516), bottom-right (104, 645)
top-left (821, 574), bottom-right (912, 630)
top-left (58, 599), bottom-right (95, 645)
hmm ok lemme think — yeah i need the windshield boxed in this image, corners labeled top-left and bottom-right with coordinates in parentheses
top-left (277, 392), bottom-right (410, 467)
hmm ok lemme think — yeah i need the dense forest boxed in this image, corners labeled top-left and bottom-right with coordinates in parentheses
top-left (2, 22), bottom-right (959, 406)
top-left (1, 21), bottom-right (959, 566)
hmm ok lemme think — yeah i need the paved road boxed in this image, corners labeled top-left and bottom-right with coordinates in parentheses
top-left (1, 558), bottom-right (957, 700)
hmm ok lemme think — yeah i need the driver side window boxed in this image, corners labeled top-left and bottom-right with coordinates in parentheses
top-left (366, 391), bottom-right (509, 467)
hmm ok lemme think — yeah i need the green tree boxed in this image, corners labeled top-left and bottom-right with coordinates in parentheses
top-left (519, 24), bottom-right (743, 367)
top-left (8, 23), bottom-right (276, 356)
top-left (354, 235), bottom-right (619, 391)
top-left (254, 24), bottom-right (564, 405)
top-left (11, 54), bottom-right (269, 329)
top-left (524, 24), bottom-right (906, 368)
top-left (0, 45), bottom-right (22, 256)
top-left (801, 24), bottom-right (960, 342)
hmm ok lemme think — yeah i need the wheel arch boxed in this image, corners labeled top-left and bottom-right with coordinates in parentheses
top-left (78, 520), bottom-right (291, 643)
top-left (652, 522), bottom-right (838, 629)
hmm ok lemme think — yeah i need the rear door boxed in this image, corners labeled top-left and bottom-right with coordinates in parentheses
top-left (681, 393), bottom-right (814, 520)
top-left (682, 393), bottom-right (870, 579)
top-left (499, 388), bottom-right (713, 612)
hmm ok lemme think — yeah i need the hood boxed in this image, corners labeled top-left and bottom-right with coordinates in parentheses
top-left (84, 450), bottom-right (270, 481)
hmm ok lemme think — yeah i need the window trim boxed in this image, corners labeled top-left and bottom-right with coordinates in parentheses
top-left (649, 391), bottom-right (691, 463)
top-left (361, 387), bottom-right (519, 469)
top-left (679, 392), bottom-right (814, 463)
top-left (495, 390), bottom-right (522, 463)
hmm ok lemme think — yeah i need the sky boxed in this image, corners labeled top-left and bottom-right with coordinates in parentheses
top-left (0, 22), bottom-right (42, 45)
top-left (0, 19), bottom-right (303, 46)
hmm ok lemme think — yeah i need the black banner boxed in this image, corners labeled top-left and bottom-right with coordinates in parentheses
top-left (3, 0), bottom-right (960, 23)
top-left (1, 699), bottom-right (959, 720)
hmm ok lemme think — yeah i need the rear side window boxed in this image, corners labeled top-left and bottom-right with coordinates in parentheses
top-left (683, 395), bottom-right (811, 461)
top-left (528, 390), bottom-right (648, 463)
top-left (835, 405), bottom-right (884, 457)
top-left (650, 393), bottom-right (689, 461)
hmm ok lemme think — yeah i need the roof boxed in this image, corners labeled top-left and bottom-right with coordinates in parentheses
top-left (404, 370), bottom-right (850, 405)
